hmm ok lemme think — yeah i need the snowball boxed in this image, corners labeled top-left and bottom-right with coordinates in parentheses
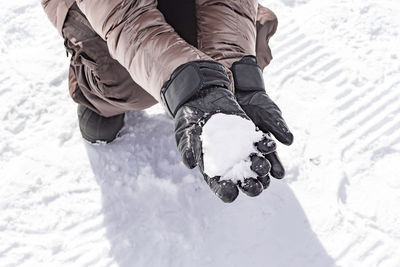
top-left (201, 113), bottom-right (263, 181)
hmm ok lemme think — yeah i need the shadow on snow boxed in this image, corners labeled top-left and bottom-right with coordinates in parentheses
top-left (85, 111), bottom-right (335, 267)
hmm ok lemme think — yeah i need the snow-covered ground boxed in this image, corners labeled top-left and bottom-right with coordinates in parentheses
top-left (1, 0), bottom-right (399, 266)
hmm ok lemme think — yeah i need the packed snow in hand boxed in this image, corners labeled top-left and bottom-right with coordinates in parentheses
top-left (201, 113), bottom-right (263, 181)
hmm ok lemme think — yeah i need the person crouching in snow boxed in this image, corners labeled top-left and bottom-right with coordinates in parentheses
top-left (42, 0), bottom-right (294, 202)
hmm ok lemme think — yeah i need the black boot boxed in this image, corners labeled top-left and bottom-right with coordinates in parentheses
top-left (77, 105), bottom-right (125, 144)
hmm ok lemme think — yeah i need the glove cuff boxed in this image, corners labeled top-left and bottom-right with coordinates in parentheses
top-left (231, 56), bottom-right (266, 92)
top-left (161, 61), bottom-right (232, 118)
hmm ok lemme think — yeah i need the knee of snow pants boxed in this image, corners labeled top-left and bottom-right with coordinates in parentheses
top-left (195, 0), bottom-right (259, 69)
top-left (255, 5), bottom-right (278, 70)
top-left (62, 4), bottom-right (157, 117)
top-left (195, 1), bottom-right (278, 71)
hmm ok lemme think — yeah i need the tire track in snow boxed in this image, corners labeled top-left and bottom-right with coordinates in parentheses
top-left (334, 79), bottom-right (400, 162)
top-left (271, 22), bottom-right (347, 89)
top-left (272, 13), bottom-right (399, 168)
top-left (332, 206), bottom-right (400, 267)
top-left (269, 12), bottom-right (400, 267)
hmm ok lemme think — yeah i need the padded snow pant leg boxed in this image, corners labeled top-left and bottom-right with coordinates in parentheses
top-left (195, 1), bottom-right (278, 70)
top-left (63, 3), bottom-right (157, 117)
top-left (255, 5), bottom-right (279, 70)
top-left (195, 0), bottom-right (259, 69)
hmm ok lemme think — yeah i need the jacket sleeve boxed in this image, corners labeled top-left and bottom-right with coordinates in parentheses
top-left (76, 0), bottom-right (211, 102)
top-left (41, 0), bottom-right (75, 36)
top-left (256, 4), bottom-right (278, 70)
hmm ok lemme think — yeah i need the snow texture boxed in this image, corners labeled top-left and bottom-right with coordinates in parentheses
top-left (201, 113), bottom-right (262, 180)
top-left (1, 0), bottom-right (400, 266)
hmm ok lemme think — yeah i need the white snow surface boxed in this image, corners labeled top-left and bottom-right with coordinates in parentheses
top-left (1, 0), bottom-right (400, 266)
top-left (201, 114), bottom-right (262, 180)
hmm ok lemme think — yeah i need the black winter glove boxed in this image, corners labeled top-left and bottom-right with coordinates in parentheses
top-left (231, 56), bottom-right (294, 179)
top-left (161, 61), bottom-right (277, 202)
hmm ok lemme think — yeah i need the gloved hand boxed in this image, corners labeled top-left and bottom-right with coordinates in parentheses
top-left (161, 61), bottom-right (277, 202)
top-left (231, 56), bottom-right (294, 179)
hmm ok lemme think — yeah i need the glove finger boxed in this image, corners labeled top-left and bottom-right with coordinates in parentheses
top-left (256, 111), bottom-right (293, 146)
top-left (250, 154), bottom-right (271, 177)
top-left (250, 95), bottom-right (294, 146)
top-left (237, 178), bottom-right (264, 197)
top-left (257, 174), bottom-right (271, 189)
top-left (255, 136), bottom-right (276, 155)
top-left (176, 123), bottom-right (202, 169)
top-left (250, 155), bottom-right (271, 189)
top-left (207, 176), bottom-right (239, 203)
top-left (265, 152), bottom-right (285, 179)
